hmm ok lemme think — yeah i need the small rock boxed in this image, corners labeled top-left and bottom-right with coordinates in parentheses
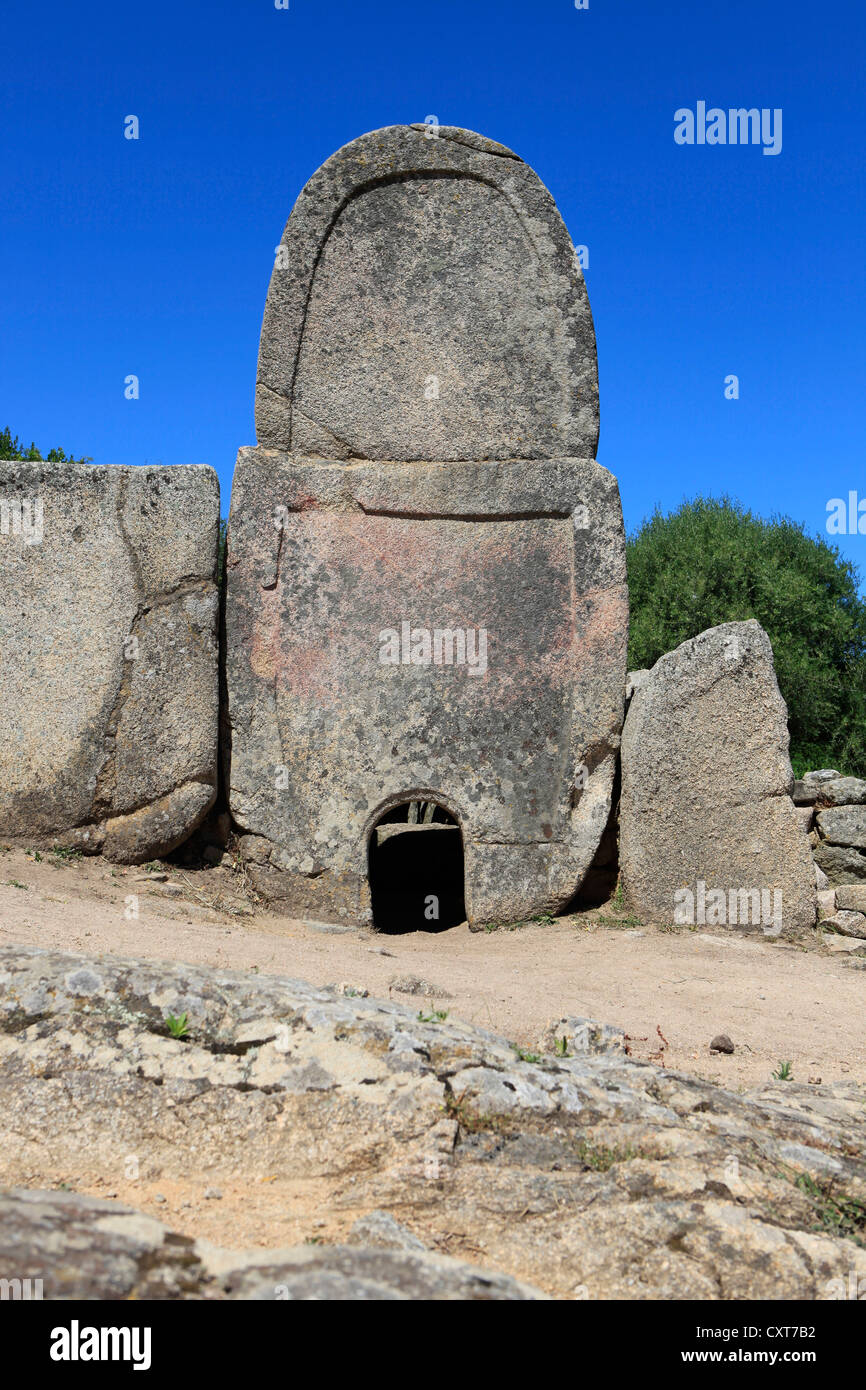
top-left (817, 888), bottom-right (837, 920)
top-left (159, 883), bottom-right (184, 897)
top-left (347, 1210), bottom-right (428, 1253)
top-left (826, 935), bottom-right (866, 954)
top-left (793, 780), bottom-right (819, 806)
top-left (238, 834), bottom-right (272, 865)
top-left (837, 884), bottom-right (866, 913)
top-left (816, 806), bottom-right (866, 850)
top-left (204, 1187), bottom-right (223, 1200)
top-left (389, 975), bottom-right (452, 999)
top-left (625, 670), bottom-right (650, 702)
top-left (203, 845), bottom-right (223, 866)
top-left (709, 1034), bottom-right (735, 1054)
top-left (337, 983), bottom-right (369, 997)
top-left (540, 1016), bottom-right (626, 1056)
top-left (134, 871), bottom-right (167, 882)
top-left (803, 769), bottom-right (842, 783)
top-left (153, 1193), bottom-right (167, 1204)
top-left (823, 910), bottom-right (866, 940)
top-left (812, 776), bottom-right (866, 806)
top-left (814, 862), bottom-right (830, 891)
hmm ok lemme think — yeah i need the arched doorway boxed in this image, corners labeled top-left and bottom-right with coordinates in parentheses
top-left (368, 799), bottom-right (466, 933)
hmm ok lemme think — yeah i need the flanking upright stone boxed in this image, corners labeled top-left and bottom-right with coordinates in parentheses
top-left (226, 125), bottom-right (628, 927)
top-left (0, 462), bottom-right (220, 863)
top-left (619, 621), bottom-right (816, 935)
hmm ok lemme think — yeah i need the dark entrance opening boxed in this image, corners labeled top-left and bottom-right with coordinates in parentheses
top-left (368, 800), bottom-right (466, 933)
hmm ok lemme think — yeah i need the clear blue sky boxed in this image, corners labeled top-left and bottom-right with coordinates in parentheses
top-left (2, 0), bottom-right (863, 578)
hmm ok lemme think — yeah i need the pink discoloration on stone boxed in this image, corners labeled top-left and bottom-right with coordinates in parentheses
top-left (227, 451), bottom-right (627, 925)
top-left (250, 586), bottom-right (283, 686)
top-left (261, 513), bottom-right (574, 711)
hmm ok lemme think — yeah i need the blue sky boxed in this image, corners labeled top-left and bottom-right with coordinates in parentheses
top-left (2, 0), bottom-right (863, 577)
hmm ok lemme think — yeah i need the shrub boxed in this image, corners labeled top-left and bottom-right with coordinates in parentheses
top-left (626, 497), bottom-right (866, 777)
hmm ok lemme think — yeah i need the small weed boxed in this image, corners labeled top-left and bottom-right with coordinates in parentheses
top-left (304, 1236), bottom-right (324, 1246)
top-left (595, 912), bottom-right (642, 929)
top-left (26, 849), bottom-right (43, 862)
top-left (417, 1009), bottom-right (449, 1023)
top-left (554, 1036), bottom-right (569, 1058)
top-left (512, 1044), bottom-right (542, 1064)
top-left (612, 881), bottom-right (625, 909)
top-left (794, 1173), bottom-right (866, 1246)
top-left (772, 1060), bottom-right (793, 1081)
top-left (575, 1138), bottom-right (636, 1172)
top-left (4, 879), bottom-right (28, 890)
top-left (165, 1012), bottom-right (190, 1039)
top-left (483, 913), bottom-right (554, 933)
top-left (50, 845), bottom-right (82, 862)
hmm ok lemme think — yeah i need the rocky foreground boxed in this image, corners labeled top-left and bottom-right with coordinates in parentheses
top-left (1, 944), bottom-right (864, 1299)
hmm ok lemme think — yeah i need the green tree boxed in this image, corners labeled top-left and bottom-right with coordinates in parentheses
top-left (626, 497), bottom-right (866, 777)
top-left (0, 425), bottom-right (91, 464)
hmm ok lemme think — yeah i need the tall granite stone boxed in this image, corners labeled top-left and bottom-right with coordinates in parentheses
top-left (0, 462), bottom-right (220, 863)
top-left (226, 125), bottom-right (627, 927)
top-left (619, 621), bottom-right (816, 935)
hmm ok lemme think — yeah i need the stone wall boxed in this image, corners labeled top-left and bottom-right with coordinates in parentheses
top-left (795, 770), bottom-right (866, 940)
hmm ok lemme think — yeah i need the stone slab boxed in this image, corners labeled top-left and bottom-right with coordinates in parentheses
top-left (0, 462), bottom-right (219, 863)
top-left (226, 451), bottom-right (627, 925)
top-left (256, 125), bottom-right (598, 462)
top-left (619, 621), bottom-right (816, 935)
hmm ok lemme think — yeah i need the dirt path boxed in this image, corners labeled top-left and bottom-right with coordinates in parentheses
top-left (1, 845), bottom-right (862, 1094)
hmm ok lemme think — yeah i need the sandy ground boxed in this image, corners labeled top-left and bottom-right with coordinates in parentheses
top-left (1, 843), bottom-right (862, 1093)
top-left (1, 842), bottom-right (864, 1258)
